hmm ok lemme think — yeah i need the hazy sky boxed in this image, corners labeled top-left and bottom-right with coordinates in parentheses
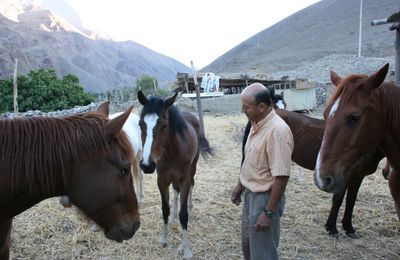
top-left (64, 0), bottom-right (320, 68)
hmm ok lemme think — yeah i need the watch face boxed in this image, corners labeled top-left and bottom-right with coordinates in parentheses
top-left (264, 209), bottom-right (273, 218)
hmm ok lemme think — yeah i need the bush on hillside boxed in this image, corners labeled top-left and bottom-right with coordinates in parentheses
top-left (0, 69), bottom-right (95, 113)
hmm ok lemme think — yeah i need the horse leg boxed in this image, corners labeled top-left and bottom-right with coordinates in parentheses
top-left (179, 179), bottom-right (193, 259)
top-left (170, 183), bottom-right (179, 225)
top-left (388, 169), bottom-right (400, 221)
top-left (131, 154), bottom-right (144, 206)
top-left (342, 177), bottom-right (363, 238)
top-left (0, 219), bottom-right (12, 260)
top-left (188, 185), bottom-right (194, 215)
top-left (158, 179), bottom-right (170, 247)
top-left (136, 151), bottom-right (145, 205)
top-left (325, 189), bottom-right (346, 238)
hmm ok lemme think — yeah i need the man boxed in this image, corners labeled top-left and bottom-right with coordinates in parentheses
top-left (231, 83), bottom-right (293, 259)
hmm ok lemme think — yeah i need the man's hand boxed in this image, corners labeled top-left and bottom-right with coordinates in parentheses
top-left (255, 212), bottom-right (272, 231)
top-left (231, 183), bottom-right (244, 206)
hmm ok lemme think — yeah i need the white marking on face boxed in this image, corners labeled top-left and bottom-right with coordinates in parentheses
top-left (276, 100), bottom-right (285, 109)
top-left (142, 114), bottom-right (158, 165)
top-left (315, 149), bottom-right (324, 188)
top-left (329, 98), bottom-right (340, 118)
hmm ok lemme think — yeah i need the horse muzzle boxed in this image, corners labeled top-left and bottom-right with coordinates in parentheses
top-left (140, 160), bottom-right (156, 174)
top-left (105, 220), bottom-right (140, 242)
top-left (313, 171), bottom-right (343, 194)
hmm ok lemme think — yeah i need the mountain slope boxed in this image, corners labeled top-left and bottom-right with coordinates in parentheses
top-left (203, 0), bottom-right (399, 76)
top-left (0, 1), bottom-right (190, 92)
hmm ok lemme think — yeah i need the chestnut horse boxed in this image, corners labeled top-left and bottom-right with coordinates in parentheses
top-left (314, 63), bottom-right (400, 220)
top-left (0, 102), bottom-right (140, 259)
top-left (243, 109), bottom-right (384, 237)
top-left (137, 91), bottom-right (213, 259)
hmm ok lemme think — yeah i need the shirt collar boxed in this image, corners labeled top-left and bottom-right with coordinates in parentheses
top-left (251, 109), bottom-right (276, 133)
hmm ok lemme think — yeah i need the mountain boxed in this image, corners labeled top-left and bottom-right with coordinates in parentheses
top-left (202, 0), bottom-right (399, 80)
top-left (0, 0), bottom-right (190, 92)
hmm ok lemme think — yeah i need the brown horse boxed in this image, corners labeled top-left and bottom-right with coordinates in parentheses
top-left (243, 109), bottom-right (384, 237)
top-left (0, 102), bottom-right (140, 259)
top-left (314, 64), bottom-right (400, 220)
top-left (137, 91), bottom-right (213, 259)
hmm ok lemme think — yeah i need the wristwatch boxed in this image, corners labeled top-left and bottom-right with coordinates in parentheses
top-left (263, 208), bottom-right (274, 219)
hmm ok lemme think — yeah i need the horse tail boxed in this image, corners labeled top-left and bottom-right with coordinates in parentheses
top-left (198, 132), bottom-right (214, 158)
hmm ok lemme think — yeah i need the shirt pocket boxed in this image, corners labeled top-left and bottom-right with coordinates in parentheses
top-left (246, 145), bottom-right (263, 169)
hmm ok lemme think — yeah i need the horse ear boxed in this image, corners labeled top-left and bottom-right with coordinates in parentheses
top-left (105, 106), bottom-right (133, 140)
top-left (330, 71), bottom-right (342, 86)
top-left (280, 91), bottom-right (284, 97)
top-left (164, 92), bottom-right (178, 110)
top-left (365, 63), bottom-right (389, 92)
top-left (97, 101), bottom-right (110, 117)
top-left (138, 91), bottom-right (148, 105)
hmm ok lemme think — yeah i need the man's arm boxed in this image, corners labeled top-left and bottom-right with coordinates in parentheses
top-left (255, 176), bottom-right (289, 231)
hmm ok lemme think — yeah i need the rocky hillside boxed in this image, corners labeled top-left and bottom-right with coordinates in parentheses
top-left (0, 1), bottom-right (190, 92)
top-left (203, 0), bottom-right (399, 82)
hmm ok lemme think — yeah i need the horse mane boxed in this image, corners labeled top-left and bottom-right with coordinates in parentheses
top-left (142, 96), bottom-right (188, 137)
top-left (0, 112), bottom-right (133, 194)
top-left (379, 81), bottom-right (400, 130)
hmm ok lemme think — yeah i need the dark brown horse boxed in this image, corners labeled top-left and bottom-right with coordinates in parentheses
top-left (0, 102), bottom-right (140, 259)
top-left (243, 109), bottom-right (384, 237)
top-left (314, 64), bottom-right (400, 220)
top-left (137, 91), bottom-right (213, 259)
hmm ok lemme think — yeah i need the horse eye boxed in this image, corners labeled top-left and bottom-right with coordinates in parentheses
top-left (120, 167), bottom-right (130, 177)
top-left (346, 115), bottom-right (361, 126)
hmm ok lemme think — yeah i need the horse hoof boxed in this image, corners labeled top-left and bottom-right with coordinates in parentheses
top-left (328, 232), bottom-right (340, 239)
top-left (346, 232), bottom-right (360, 239)
top-left (59, 196), bottom-right (72, 208)
top-left (90, 223), bottom-right (100, 232)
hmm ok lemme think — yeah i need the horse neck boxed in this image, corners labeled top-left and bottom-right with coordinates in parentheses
top-left (379, 84), bottom-right (400, 135)
top-left (378, 84), bottom-right (400, 171)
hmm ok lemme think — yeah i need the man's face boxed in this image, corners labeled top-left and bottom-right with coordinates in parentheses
top-left (241, 95), bottom-right (260, 122)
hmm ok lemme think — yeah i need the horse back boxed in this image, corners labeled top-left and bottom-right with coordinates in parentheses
top-left (276, 109), bottom-right (325, 170)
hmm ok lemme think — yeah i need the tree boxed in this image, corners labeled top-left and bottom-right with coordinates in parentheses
top-left (0, 69), bottom-right (95, 113)
top-left (135, 74), bottom-right (159, 97)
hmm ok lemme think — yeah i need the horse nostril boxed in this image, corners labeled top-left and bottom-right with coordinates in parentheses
top-left (323, 176), bottom-right (334, 189)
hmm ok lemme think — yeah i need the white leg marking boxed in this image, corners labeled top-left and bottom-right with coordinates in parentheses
top-left (182, 230), bottom-right (193, 259)
top-left (159, 223), bottom-right (168, 246)
top-left (171, 188), bottom-right (179, 225)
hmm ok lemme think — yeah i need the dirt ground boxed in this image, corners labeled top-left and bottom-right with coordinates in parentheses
top-left (9, 95), bottom-right (400, 259)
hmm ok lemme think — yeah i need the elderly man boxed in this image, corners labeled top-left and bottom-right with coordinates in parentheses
top-left (231, 83), bottom-right (294, 259)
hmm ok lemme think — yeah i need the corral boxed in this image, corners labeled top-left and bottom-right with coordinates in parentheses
top-left (8, 97), bottom-right (400, 259)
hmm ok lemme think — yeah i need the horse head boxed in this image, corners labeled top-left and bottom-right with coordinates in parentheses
top-left (137, 90), bottom-right (178, 173)
top-left (314, 64), bottom-right (389, 193)
top-left (66, 103), bottom-right (140, 242)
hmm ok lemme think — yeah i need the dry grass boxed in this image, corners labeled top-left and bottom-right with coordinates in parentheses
top-left (10, 113), bottom-right (400, 259)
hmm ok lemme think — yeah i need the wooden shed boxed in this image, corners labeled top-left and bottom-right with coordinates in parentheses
top-left (269, 79), bottom-right (317, 111)
top-left (174, 72), bottom-right (317, 111)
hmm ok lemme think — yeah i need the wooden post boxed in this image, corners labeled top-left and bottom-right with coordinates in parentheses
top-left (371, 12), bottom-right (400, 85)
top-left (184, 74), bottom-right (189, 93)
top-left (13, 58), bottom-right (18, 114)
top-left (191, 61), bottom-right (205, 134)
top-left (394, 27), bottom-right (400, 85)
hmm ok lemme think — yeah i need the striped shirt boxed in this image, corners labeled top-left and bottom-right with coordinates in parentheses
top-left (240, 109), bottom-right (294, 193)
